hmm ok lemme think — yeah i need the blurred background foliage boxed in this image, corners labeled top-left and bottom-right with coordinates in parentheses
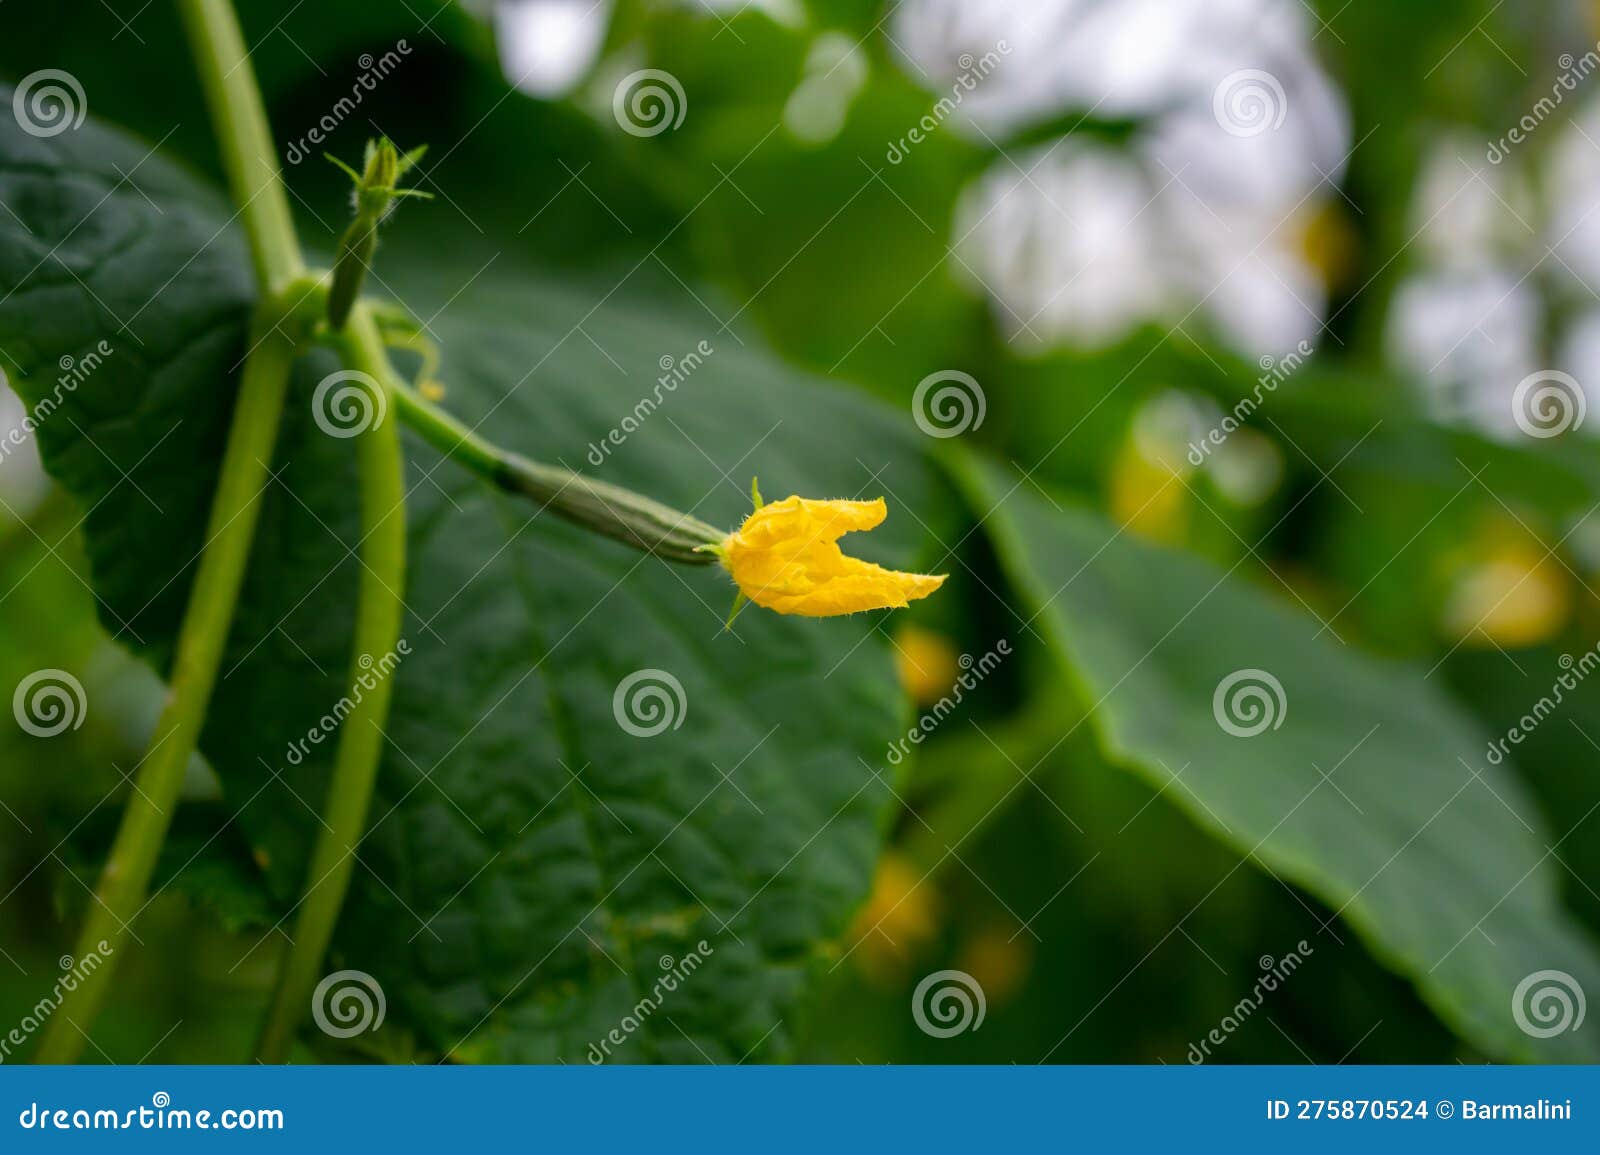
top-left (5, 0), bottom-right (1600, 1062)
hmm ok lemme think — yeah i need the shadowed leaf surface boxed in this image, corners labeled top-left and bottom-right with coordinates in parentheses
top-left (955, 455), bottom-right (1600, 1062)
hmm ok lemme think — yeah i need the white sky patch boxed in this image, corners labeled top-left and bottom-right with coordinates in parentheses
top-left (1547, 98), bottom-right (1600, 289)
top-left (1386, 113), bottom-right (1600, 442)
top-left (956, 141), bottom-right (1174, 350)
top-left (1388, 266), bottom-right (1542, 439)
top-left (0, 379), bottom-right (49, 513)
top-left (495, 0), bottom-right (611, 98)
top-left (1408, 134), bottom-right (1538, 266)
top-left (492, 0), bottom-right (1353, 361)
top-left (897, 0), bottom-right (1348, 358)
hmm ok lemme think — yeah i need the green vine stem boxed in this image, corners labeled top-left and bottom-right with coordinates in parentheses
top-left (260, 326), bottom-right (726, 1055)
top-left (381, 374), bottom-right (723, 563)
top-left (256, 306), bottom-right (406, 1062)
top-left (34, 0), bottom-right (324, 1062)
top-left (180, 0), bottom-right (304, 290)
top-left (324, 141), bottom-right (429, 329)
top-left (36, 0), bottom-right (723, 1063)
top-left (33, 300), bottom-right (311, 1063)
top-left (326, 210), bottom-right (381, 330)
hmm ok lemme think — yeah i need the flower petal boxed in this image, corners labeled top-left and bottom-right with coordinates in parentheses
top-left (719, 494), bottom-right (945, 617)
top-left (734, 496), bottom-right (887, 549)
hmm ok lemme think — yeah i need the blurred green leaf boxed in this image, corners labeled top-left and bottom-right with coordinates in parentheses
top-left (1444, 644), bottom-right (1600, 936)
top-left (953, 451), bottom-right (1600, 1062)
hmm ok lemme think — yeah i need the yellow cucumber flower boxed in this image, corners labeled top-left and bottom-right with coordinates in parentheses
top-left (894, 623), bottom-right (960, 704)
top-left (711, 491), bottom-right (946, 618)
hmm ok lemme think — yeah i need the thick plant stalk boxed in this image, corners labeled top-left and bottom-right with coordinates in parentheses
top-left (255, 306), bottom-right (406, 1062)
top-left (177, 0), bottom-right (409, 1063)
top-left (180, 0), bottom-right (304, 290)
top-left (33, 310), bottom-right (305, 1062)
top-left (324, 139), bottom-right (429, 329)
top-left (326, 212), bottom-right (380, 329)
top-left (32, 0), bottom-right (319, 1062)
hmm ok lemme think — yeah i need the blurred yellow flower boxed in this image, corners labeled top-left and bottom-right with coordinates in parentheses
top-left (1297, 202), bottom-right (1358, 291)
top-left (1444, 522), bottom-right (1570, 647)
top-left (713, 494), bottom-right (946, 617)
top-left (849, 852), bottom-right (941, 985)
top-left (955, 920), bottom-right (1034, 1006)
top-left (1110, 441), bottom-right (1189, 545)
top-left (894, 623), bottom-right (960, 705)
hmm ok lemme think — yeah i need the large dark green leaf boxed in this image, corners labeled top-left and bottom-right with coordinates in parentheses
top-left (0, 93), bottom-right (955, 1061)
top-left (952, 453), bottom-right (1600, 1062)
